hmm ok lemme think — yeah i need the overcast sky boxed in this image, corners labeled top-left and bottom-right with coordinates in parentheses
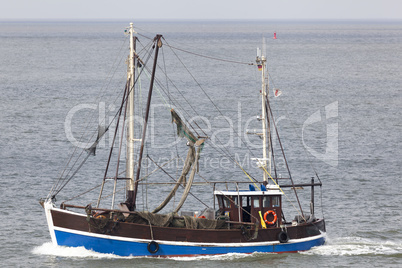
top-left (1, 0), bottom-right (401, 20)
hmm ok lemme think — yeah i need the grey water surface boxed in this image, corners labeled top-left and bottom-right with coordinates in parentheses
top-left (0, 20), bottom-right (401, 267)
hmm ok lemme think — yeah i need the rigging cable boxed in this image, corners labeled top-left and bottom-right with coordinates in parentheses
top-left (50, 37), bottom-right (156, 200)
top-left (49, 35), bottom-right (130, 199)
top-left (257, 159), bottom-right (305, 221)
top-left (134, 29), bottom-right (254, 66)
top-left (147, 155), bottom-right (210, 209)
top-left (165, 44), bottom-right (254, 66)
top-left (162, 37), bottom-right (262, 184)
top-left (267, 71), bottom-right (325, 218)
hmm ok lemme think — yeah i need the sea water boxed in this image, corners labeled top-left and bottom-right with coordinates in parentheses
top-left (0, 20), bottom-right (401, 267)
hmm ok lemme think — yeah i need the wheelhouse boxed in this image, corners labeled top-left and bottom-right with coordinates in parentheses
top-left (214, 184), bottom-right (284, 227)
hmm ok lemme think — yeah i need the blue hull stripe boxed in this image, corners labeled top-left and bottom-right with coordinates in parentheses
top-left (54, 229), bottom-right (326, 256)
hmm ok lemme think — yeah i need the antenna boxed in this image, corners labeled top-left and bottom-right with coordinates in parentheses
top-left (257, 47), bottom-right (262, 58)
top-left (262, 37), bottom-right (267, 58)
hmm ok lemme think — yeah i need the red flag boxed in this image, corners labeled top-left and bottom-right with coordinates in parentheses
top-left (274, 89), bottom-right (282, 97)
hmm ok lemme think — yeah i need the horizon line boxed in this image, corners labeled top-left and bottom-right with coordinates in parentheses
top-left (1, 18), bottom-right (401, 23)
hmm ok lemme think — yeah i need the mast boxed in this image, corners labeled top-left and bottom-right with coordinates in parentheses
top-left (256, 46), bottom-right (272, 182)
top-left (125, 23), bottom-right (136, 208)
top-left (131, 34), bottom-right (163, 210)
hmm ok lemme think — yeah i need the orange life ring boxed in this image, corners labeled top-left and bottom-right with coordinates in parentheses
top-left (94, 212), bottom-right (107, 219)
top-left (263, 210), bottom-right (277, 225)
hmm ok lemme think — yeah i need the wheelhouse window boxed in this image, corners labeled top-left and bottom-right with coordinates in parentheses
top-left (224, 196), bottom-right (231, 208)
top-left (232, 196), bottom-right (239, 208)
top-left (218, 196), bottom-right (224, 209)
top-left (263, 196), bottom-right (270, 207)
top-left (272, 196), bottom-right (280, 207)
top-left (242, 196), bottom-right (250, 208)
top-left (252, 196), bottom-right (260, 208)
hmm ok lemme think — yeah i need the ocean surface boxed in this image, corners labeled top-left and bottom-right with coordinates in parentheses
top-left (0, 20), bottom-right (401, 267)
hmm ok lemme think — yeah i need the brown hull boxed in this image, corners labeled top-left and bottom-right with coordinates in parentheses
top-left (51, 208), bottom-right (326, 244)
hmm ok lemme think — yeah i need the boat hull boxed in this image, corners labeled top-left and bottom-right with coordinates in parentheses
top-left (54, 228), bottom-right (325, 256)
top-left (45, 203), bottom-right (326, 257)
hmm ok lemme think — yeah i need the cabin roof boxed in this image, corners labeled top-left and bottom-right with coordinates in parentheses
top-left (214, 184), bottom-right (283, 196)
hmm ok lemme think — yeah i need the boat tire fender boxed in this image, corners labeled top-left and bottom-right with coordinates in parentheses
top-left (263, 210), bottom-right (277, 225)
top-left (278, 231), bottom-right (289, 243)
top-left (147, 241), bottom-right (159, 254)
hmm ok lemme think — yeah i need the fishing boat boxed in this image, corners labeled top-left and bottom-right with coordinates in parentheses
top-left (41, 23), bottom-right (326, 257)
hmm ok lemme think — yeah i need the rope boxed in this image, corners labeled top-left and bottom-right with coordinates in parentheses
top-left (267, 69), bottom-right (324, 217)
top-left (147, 155), bottom-right (210, 209)
top-left (267, 70), bottom-right (322, 184)
top-left (133, 29), bottom-right (254, 66)
top-left (256, 159), bottom-right (305, 221)
top-left (265, 95), bottom-right (305, 219)
top-left (127, 36), bottom-right (263, 187)
top-left (49, 35), bottom-right (130, 198)
top-left (50, 37), bottom-right (156, 200)
top-left (166, 43), bottom-right (255, 66)
top-left (135, 47), bottom-right (204, 137)
top-left (235, 160), bottom-right (260, 190)
top-left (62, 182), bottom-right (103, 204)
top-left (148, 221), bottom-right (154, 240)
top-left (162, 37), bottom-right (262, 182)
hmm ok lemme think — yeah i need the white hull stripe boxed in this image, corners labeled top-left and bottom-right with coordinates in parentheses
top-left (53, 225), bottom-right (326, 248)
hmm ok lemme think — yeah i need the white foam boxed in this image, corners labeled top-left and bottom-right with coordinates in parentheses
top-left (31, 242), bottom-right (127, 259)
top-left (34, 236), bottom-right (400, 260)
top-left (301, 236), bottom-right (402, 256)
top-left (32, 242), bottom-right (270, 261)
